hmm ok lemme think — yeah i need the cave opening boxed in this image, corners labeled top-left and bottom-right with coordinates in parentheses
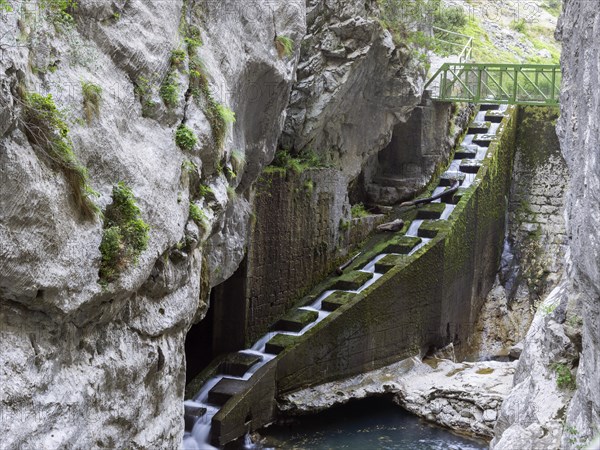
top-left (185, 257), bottom-right (248, 383)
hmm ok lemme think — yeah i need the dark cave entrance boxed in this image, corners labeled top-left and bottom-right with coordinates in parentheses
top-left (185, 257), bottom-right (248, 383)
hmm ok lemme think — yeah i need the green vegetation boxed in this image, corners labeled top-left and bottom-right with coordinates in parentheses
top-left (189, 56), bottom-right (235, 149)
top-left (22, 93), bottom-right (99, 218)
top-left (552, 363), bottom-right (576, 390)
top-left (270, 148), bottom-right (326, 174)
top-left (510, 18), bottom-right (527, 33)
top-left (175, 124), bottom-right (198, 151)
top-left (99, 183), bottom-right (150, 283)
top-left (160, 70), bottom-right (179, 107)
top-left (39, 0), bottom-right (78, 27)
top-left (170, 49), bottom-right (187, 67)
top-left (198, 184), bottom-right (214, 200)
top-left (81, 81), bottom-right (102, 124)
top-left (0, 0), bottom-right (13, 12)
top-left (189, 202), bottom-right (208, 232)
top-left (351, 203), bottom-right (370, 218)
top-left (275, 35), bottom-right (294, 58)
top-left (433, 5), bottom-right (467, 31)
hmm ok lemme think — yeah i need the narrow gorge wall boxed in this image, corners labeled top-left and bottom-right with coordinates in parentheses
top-left (492, 0), bottom-right (600, 448)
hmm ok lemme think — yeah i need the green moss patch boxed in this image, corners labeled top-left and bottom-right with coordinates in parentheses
top-left (468, 121), bottom-right (491, 134)
top-left (384, 235), bottom-right (422, 254)
top-left (418, 220), bottom-right (449, 239)
top-left (332, 270), bottom-right (373, 291)
top-left (98, 182), bottom-right (150, 283)
top-left (476, 367), bottom-right (495, 375)
top-left (374, 254), bottom-right (409, 273)
top-left (265, 334), bottom-right (298, 355)
top-left (416, 203), bottom-right (447, 220)
top-left (459, 159), bottom-right (482, 174)
top-left (321, 291), bottom-right (356, 312)
top-left (273, 309), bottom-right (319, 332)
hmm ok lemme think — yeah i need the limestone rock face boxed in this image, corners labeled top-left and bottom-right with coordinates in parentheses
top-left (0, 0), bottom-right (304, 448)
top-left (278, 356), bottom-right (516, 439)
top-left (280, 0), bottom-right (425, 181)
top-left (492, 1), bottom-right (600, 448)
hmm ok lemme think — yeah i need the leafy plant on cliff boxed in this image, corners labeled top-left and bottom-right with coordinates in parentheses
top-left (160, 69), bottom-right (179, 107)
top-left (22, 92), bottom-right (99, 219)
top-left (275, 35), bottom-right (294, 58)
top-left (99, 182), bottom-right (150, 283)
top-left (175, 124), bottom-right (198, 151)
top-left (552, 362), bottom-right (576, 390)
top-left (81, 81), bottom-right (102, 124)
top-left (170, 49), bottom-right (187, 67)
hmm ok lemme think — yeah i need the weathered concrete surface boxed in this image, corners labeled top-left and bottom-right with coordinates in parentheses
top-left (492, 1), bottom-right (600, 448)
top-left (244, 168), bottom-right (384, 344)
top-left (0, 0), bottom-right (304, 448)
top-left (279, 356), bottom-right (516, 439)
top-left (472, 106), bottom-right (568, 359)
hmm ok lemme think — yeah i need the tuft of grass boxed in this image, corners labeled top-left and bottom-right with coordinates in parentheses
top-left (189, 202), bottom-right (208, 233)
top-left (275, 35), bottom-right (294, 58)
top-left (351, 203), bottom-right (370, 218)
top-left (175, 124), bottom-right (198, 151)
top-left (99, 182), bottom-right (150, 283)
top-left (81, 81), bottom-right (102, 124)
top-left (22, 92), bottom-right (99, 219)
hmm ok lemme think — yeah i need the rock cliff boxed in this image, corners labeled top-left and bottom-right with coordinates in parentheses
top-left (0, 0), bottom-right (427, 448)
top-left (492, 1), bottom-right (600, 448)
top-left (0, 0), bottom-right (303, 447)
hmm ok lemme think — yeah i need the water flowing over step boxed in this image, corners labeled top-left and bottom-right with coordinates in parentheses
top-left (183, 104), bottom-right (513, 448)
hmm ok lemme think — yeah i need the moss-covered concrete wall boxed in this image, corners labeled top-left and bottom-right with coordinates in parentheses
top-left (244, 167), bottom-right (383, 345)
top-left (212, 106), bottom-right (518, 444)
top-left (509, 106), bottom-right (567, 299)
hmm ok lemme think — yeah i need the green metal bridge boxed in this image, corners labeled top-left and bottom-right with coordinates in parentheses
top-left (425, 63), bottom-right (561, 105)
top-left (427, 28), bottom-right (561, 105)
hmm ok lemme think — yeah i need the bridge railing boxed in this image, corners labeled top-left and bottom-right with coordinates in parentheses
top-left (425, 63), bottom-right (561, 105)
top-left (432, 26), bottom-right (473, 63)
